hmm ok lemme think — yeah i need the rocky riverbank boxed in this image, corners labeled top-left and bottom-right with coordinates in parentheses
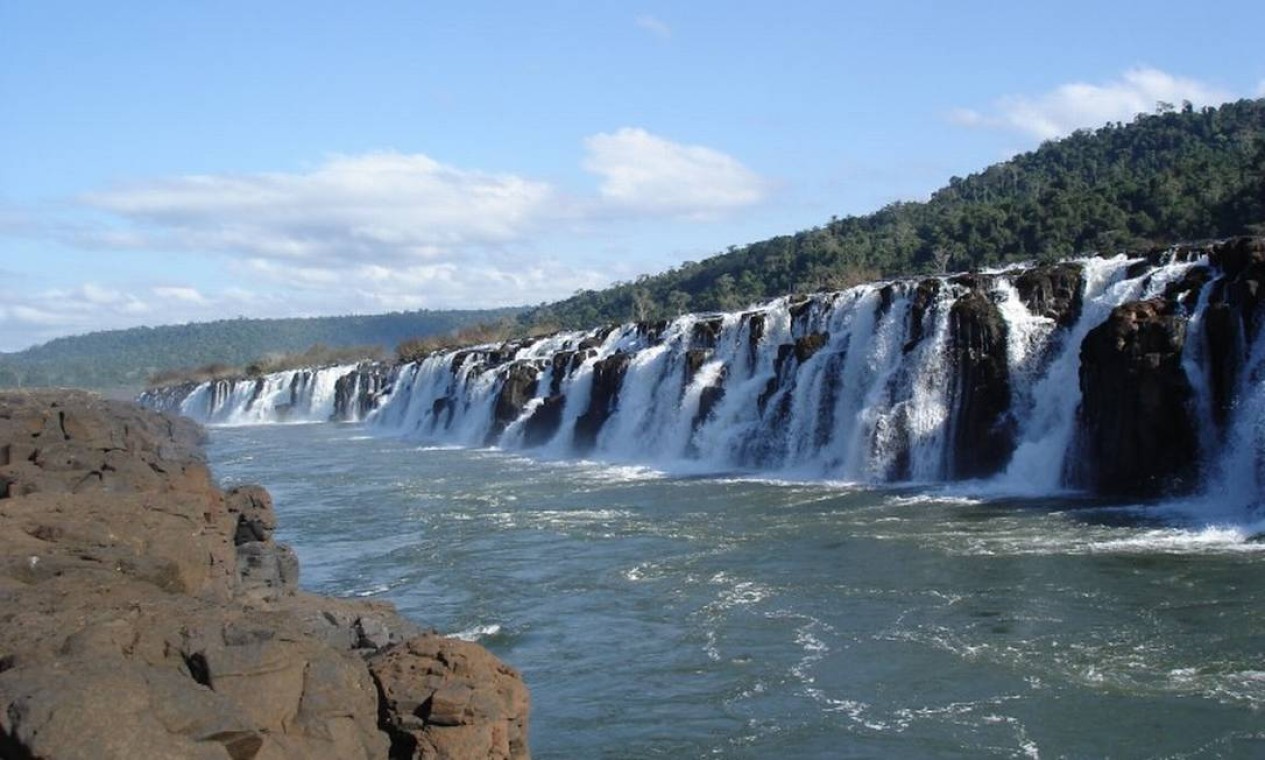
top-left (0, 391), bottom-right (529, 759)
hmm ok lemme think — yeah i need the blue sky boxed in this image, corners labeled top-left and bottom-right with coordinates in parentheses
top-left (2, 1), bottom-right (1263, 352)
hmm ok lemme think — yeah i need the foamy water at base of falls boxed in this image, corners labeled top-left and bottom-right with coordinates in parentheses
top-left (208, 422), bottom-right (1265, 759)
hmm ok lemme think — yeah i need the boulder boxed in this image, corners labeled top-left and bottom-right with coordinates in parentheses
top-left (369, 634), bottom-right (530, 760)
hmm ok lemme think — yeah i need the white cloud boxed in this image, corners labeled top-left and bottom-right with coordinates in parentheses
top-left (583, 128), bottom-right (767, 220)
top-left (953, 68), bottom-right (1234, 140)
top-left (82, 152), bottom-right (557, 265)
top-left (1, 133), bottom-right (770, 350)
top-left (635, 15), bottom-right (672, 40)
top-left (1256, 79), bottom-right (1265, 97)
top-left (946, 107), bottom-right (985, 127)
top-left (151, 285), bottom-right (208, 303)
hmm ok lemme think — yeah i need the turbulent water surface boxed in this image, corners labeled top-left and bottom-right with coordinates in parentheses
top-left (207, 422), bottom-right (1265, 759)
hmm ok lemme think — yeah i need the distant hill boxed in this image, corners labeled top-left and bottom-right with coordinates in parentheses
top-left (0, 307), bottom-right (521, 392)
top-left (525, 98), bottom-right (1265, 328)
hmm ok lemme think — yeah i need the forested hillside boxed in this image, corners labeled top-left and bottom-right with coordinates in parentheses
top-left (525, 98), bottom-right (1265, 327)
top-left (0, 307), bottom-right (520, 391)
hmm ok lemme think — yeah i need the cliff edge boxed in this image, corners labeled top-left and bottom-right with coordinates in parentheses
top-left (0, 390), bottom-right (529, 759)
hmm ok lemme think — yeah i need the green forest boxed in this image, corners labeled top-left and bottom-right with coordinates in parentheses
top-left (522, 99), bottom-right (1265, 328)
top-left (0, 307), bottom-right (519, 392)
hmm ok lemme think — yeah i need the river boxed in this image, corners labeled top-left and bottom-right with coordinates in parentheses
top-left (206, 421), bottom-right (1265, 759)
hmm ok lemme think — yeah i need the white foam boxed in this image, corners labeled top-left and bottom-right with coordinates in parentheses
top-left (450, 623), bottom-right (502, 642)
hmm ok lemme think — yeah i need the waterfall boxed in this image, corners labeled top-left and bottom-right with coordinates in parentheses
top-left (162, 364), bottom-right (363, 424)
top-left (138, 240), bottom-right (1265, 512)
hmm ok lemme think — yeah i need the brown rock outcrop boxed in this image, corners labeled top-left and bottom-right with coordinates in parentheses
top-left (0, 391), bottom-right (530, 760)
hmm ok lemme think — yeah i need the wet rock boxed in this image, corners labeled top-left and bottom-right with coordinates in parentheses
top-left (742, 311), bottom-right (766, 364)
top-left (1014, 262), bottom-right (1085, 327)
top-left (946, 291), bottom-right (1015, 479)
top-left (573, 352), bottom-right (632, 453)
top-left (550, 352), bottom-right (575, 396)
top-left (487, 363), bottom-right (540, 444)
top-left (334, 365), bottom-right (391, 422)
top-left (1208, 235), bottom-right (1265, 281)
top-left (1075, 299), bottom-right (1198, 496)
top-left (904, 279), bottom-right (942, 352)
top-left (683, 349), bottom-right (712, 387)
top-left (1162, 265), bottom-right (1213, 311)
top-left (1209, 236), bottom-right (1265, 339)
top-left (691, 317), bottom-right (725, 349)
top-left (637, 320), bottom-right (670, 344)
top-left (788, 296), bottom-right (814, 330)
top-left (523, 395), bottom-right (566, 448)
top-left (794, 332), bottom-right (830, 364)
top-left (695, 385), bottom-right (726, 430)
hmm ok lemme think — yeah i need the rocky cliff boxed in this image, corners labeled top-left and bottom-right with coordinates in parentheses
top-left (0, 391), bottom-right (529, 759)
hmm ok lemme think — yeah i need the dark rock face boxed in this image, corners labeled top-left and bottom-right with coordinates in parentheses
top-left (549, 352), bottom-right (575, 396)
top-left (574, 353), bottom-right (632, 453)
top-left (1014, 263), bottom-right (1084, 326)
top-left (1075, 299), bottom-right (1198, 496)
top-left (946, 291), bottom-right (1015, 479)
top-left (522, 395), bottom-right (566, 448)
top-left (1198, 237), bottom-right (1265, 430)
top-left (691, 317), bottom-right (725, 349)
top-left (904, 279), bottom-right (942, 353)
top-left (683, 349), bottom-right (712, 387)
top-left (0, 391), bottom-right (530, 760)
top-left (487, 364), bottom-right (540, 444)
top-left (695, 384), bottom-right (726, 430)
top-left (794, 332), bottom-right (830, 364)
top-left (743, 312), bottom-right (766, 364)
top-left (333, 365), bottom-right (391, 422)
top-left (788, 296), bottom-right (814, 331)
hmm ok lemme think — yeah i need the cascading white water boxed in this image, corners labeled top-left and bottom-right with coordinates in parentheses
top-left (170, 364), bottom-right (360, 424)
top-left (140, 248), bottom-right (1264, 517)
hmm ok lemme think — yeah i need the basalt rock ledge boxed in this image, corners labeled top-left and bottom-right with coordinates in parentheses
top-left (0, 390), bottom-right (529, 760)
